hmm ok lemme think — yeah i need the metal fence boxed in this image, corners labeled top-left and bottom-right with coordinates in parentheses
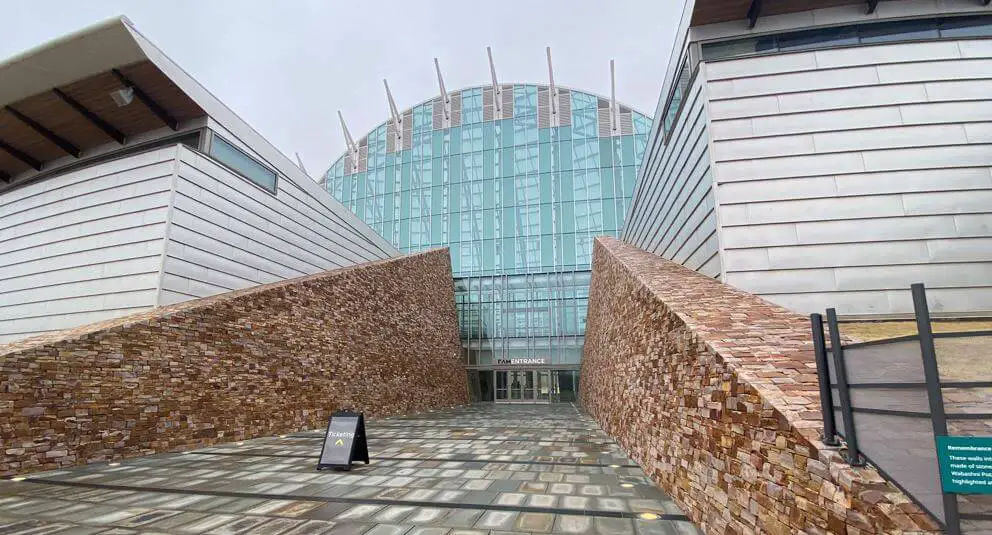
top-left (811, 283), bottom-right (992, 535)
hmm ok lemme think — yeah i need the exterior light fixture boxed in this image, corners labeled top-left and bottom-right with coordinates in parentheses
top-left (620, 483), bottom-right (634, 488)
top-left (609, 464), bottom-right (620, 468)
top-left (10, 477), bottom-right (26, 482)
top-left (108, 462), bottom-right (120, 467)
top-left (639, 513), bottom-right (659, 520)
top-left (110, 87), bottom-right (134, 107)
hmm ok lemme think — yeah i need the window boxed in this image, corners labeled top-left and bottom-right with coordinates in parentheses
top-left (941, 16), bottom-right (992, 38)
top-left (702, 14), bottom-right (992, 61)
top-left (660, 58), bottom-right (692, 142)
top-left (209, 135), bottom-right (277, 193)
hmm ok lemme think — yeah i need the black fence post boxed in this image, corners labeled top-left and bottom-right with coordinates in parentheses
top-left (810, 313), bottom-right (839, 446)
top-left (912, 283), bottom-right (961, 535)
top-left (826, 308), bottom-right (863, 466)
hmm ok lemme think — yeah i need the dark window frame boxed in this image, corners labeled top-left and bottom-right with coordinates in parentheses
top-left (660, 57), bottom-right (700, 146)
top-left (701, 13), bottom-right (992, 62)
top-left (204, 131), bottom-right (279, 195)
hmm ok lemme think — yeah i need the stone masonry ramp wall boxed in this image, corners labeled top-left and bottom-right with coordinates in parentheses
top-left (0, 248), bottom-right (466, 476)
top-left (580, 237), bottom-right (938, 534)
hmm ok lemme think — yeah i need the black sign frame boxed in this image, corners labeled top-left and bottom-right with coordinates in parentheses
top-left (316, 410), bottom-right (369, 471)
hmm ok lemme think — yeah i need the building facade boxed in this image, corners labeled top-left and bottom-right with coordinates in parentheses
top-left (624, 0), bottom-right (992, 317)
top-left (322, 80), bottom-right (651, 402)
top-left (0, 18), bottom-right (397, 344)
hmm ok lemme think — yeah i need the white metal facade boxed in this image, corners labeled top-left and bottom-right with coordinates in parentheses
top-left (0, 18), bottom-right (399, 344)
top-left (0, 144), bottom-right (398, 343)
top-left (624, 2), bottom-right (992, 317)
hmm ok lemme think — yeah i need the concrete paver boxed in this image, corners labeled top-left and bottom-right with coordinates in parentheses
top-left (0, 404), bottom-right (698, 534)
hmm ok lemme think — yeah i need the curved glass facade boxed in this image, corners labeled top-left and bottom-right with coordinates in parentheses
top-left (321, 84), bottom-right (650, 376)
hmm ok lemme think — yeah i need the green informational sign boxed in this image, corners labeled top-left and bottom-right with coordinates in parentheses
top-left (936, 436), bottom-right (992, 494)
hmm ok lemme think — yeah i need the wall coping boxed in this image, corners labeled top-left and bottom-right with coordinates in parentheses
top-left (596, 236), bottom-right (826, 440)
top-left (0, 248), bottom-right (448, 358)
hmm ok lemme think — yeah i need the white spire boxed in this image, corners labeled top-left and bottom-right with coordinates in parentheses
top-left (610, 59), bottom-right (619, 134)
top-left (383, 79), bottom-right (403, 143)
top-left (546, 47), bottom-right (559, 126)
top-left (487, 46), bottom-right (502, 117)
top-left (338, 110), bottom-right (359, 171)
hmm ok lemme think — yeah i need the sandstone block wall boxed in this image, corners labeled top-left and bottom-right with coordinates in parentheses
top-left (580, 237), bottom-right (938, 534)
top-left (0, 248), bottom-right (466, 476)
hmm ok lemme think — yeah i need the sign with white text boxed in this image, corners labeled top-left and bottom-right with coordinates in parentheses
top-left (495, 357), bottom-right (548, 366)
top-left (937, 436), bottom-right (992, 494)
top-left (317, 411), bottom-right (369, 471)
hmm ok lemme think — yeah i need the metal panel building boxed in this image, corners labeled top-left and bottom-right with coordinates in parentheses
top-left (625, 0), bottom-right (992, 317)
top-left (0, 18), bottom-right (398, 343)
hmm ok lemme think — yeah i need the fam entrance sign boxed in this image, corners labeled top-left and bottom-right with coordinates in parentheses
top-left (317, 411), bottom-right (369, 471)
top-left (937, 436), bottom-right (992, 495)
top-left (495, 357), bottom-right (548, 366)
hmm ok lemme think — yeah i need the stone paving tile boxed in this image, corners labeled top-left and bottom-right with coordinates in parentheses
top-left (0, 405), bottom-right (695, 535)
top-left (555, 514), bottom-right (596, 534)
top-left (326, 522), bottom-right (374, 535)
top-left (406, 528), bottom-right (449, 535)
top-left (364, 523), bottom-right (410, 535)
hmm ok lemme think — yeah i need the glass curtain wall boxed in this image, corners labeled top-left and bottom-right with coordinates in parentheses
top-left (323, 85), bottom-right (651, 368)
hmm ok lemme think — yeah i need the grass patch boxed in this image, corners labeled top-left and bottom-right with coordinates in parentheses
top-left (840, 320), bottom-right (992, 341)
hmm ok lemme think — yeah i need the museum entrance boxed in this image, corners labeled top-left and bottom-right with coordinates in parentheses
top-left (467, 369), bottom-right (579, 403)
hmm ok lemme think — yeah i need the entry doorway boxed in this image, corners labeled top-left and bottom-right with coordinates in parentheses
top-left (473, 369), bottom-right (577, 403)
top-left (495, 370), bottom-right (552, 402)
top-left (468, 370), bottom-right (579, 403)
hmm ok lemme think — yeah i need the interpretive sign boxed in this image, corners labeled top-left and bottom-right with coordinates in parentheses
top-left (936, 436), bottom-right (992, 494)
top-left (317, 411), bottom-right (369, 471)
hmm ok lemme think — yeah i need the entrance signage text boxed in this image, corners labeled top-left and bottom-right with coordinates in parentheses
top-left (496, 357), bottom-right (548, 366)
top-left (937, 436), bottom-right (992, 494)
top-left (317, 411), bottom-right (369, 471)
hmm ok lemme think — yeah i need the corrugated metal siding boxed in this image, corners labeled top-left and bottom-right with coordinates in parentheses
top-left (708, 39), bottom-right (992, 315)
top-left (160, 146), bottom-right (392, 305)
top-left (0, 147), bottom-right (176, 343)
top-left (622, 72), bottom-right (720, 279)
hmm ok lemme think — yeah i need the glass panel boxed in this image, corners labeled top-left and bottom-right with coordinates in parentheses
top-left (496, 371), bottom-right (508, 401)
top-left (941, 16), bottom-right (992, 38)
top-left (510, 371), bottom-right (524, 400)
top-left (842, 340), bottom-right (925, 383)
top-left (779, 26), bottom-right (860, 50)
top-left (327, 86), bottom-right (651, 378)
top-left (523, 371), bottom-right (535, 400)
top-left (536, 371), bottom-right (550, 401)
top-left (853, 412), bottom-right (944, 522)
top-left (936, 335), bottom-right (992, 382)
top-left (209, 135), bottom-right (277, 192)
top-left (860, 18), bottom-right (939, 43)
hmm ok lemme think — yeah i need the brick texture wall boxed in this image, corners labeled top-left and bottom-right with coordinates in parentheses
top-left (580, 237), bottom-right (939, 534)
top-left (0, 248), bottom-right (466, 476)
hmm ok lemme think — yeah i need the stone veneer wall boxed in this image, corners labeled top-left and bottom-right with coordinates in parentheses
top-left (0, 248), bottom-right (466, 476)
top-left (580, 237), bottom-right (939, 534)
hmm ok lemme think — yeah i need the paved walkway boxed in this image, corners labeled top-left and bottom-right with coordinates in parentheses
top-left (0, 404), bottom-right (697, 535)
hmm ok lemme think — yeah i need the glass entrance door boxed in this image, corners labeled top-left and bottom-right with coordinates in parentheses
top-left (494, 370), bottom-right (552, 403)
top-left (536, 371), bottom-right (551, 401)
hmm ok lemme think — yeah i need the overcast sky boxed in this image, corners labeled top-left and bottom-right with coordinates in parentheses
top-left (3, 0), bottom-right (681, 177)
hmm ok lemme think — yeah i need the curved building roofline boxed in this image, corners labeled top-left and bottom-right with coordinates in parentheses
top-left (324, 81), bottom-right (653, 180)
top-left (384, 82), bottom-right (652, 122)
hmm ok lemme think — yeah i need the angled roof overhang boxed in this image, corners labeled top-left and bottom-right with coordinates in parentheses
top-left (0, 17), bottom-right (204, 181)
top-left (690, 0), bottom-right (870, 27)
